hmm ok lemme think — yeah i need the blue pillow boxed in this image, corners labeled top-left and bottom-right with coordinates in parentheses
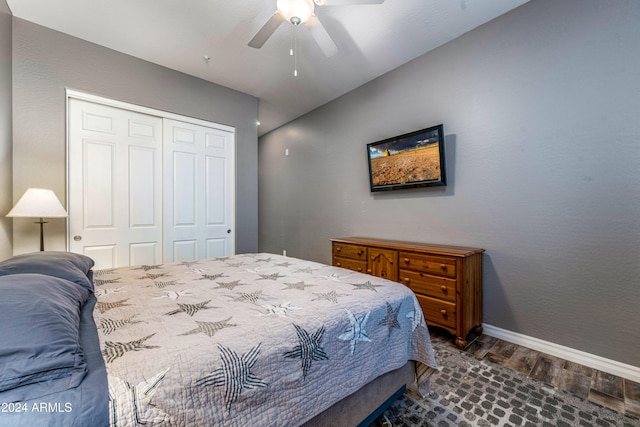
top-left (0, 251), bottom-right (94, 292)
top-left (0, 273), bottom-right (90, 401)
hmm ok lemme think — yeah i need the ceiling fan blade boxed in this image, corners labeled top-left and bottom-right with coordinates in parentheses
top-left (315, 0), bottom-right (384, 5)
top-left (248, 12), bottom-right (286, 49)
top-left (307, 16), bottom-right (339, 57)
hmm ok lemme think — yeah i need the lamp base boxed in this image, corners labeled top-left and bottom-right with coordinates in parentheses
top-left (34, 218), bottom-right (48, 251)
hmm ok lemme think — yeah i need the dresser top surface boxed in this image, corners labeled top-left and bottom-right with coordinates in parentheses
top-left (331, 237), bottom-right (484, 257)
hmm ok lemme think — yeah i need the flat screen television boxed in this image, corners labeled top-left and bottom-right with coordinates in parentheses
top-left (366, 124), bottom-right (446, 192)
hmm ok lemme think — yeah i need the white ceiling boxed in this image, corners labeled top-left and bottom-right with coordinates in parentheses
top-left (7, 0), bottom-right (528, 135)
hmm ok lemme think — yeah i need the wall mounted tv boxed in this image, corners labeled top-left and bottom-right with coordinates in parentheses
top-left (367, 124), bottom-right (446, 192)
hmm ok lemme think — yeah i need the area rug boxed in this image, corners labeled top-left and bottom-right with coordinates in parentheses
top-left (381, 341), bottom-right (639, 427)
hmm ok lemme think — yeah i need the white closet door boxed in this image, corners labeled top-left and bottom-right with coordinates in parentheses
top-left (68, 99), bottom-right (163, 269)
top-left (163, 119), bottom-right (235, 262)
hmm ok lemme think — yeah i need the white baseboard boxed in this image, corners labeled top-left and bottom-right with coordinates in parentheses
top-left (482, 324), bottom-right (640, 383)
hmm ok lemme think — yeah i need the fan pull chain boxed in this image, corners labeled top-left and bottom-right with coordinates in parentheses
top-left (294, 29), bottom-right (298, 77)
top-left (290, 24), bottom-right (294, 57)
top-left (290, 20), bottom-right (300, 77)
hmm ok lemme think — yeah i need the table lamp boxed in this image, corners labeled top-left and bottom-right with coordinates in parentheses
top-left (6, 188), bottom-right (68, 251)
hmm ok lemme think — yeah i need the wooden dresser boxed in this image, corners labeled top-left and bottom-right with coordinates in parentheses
top-left (331, 237), bottom-right (484, 349)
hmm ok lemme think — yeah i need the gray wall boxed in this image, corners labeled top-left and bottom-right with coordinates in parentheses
top-left (12, 18), bottom-right (258, 255)
top-left (0, 0), bottom-right (11, 260)
top-left (259, 0), bottom-right (640, 366)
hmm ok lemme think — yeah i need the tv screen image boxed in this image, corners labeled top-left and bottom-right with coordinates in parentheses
top-left (367, 124), bottom-right (446, 192)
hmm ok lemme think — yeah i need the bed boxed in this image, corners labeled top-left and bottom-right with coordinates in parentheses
top-left (0, 251), bottom-right (437, 427)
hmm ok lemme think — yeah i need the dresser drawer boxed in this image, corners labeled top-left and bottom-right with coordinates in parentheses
top-left (400, 269), bottom-right (456, 302)
top-left (333, 257), bottom-right (367, 273)
top-left (400, 252), bottom-right (456, 278)
top-left (333, 243), bottom-right (368, 261)
top-left (415, 294), bottom-right (456, 328)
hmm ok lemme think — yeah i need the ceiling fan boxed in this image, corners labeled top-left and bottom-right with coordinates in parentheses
top-left (248, 0), bottom-right (384, 57)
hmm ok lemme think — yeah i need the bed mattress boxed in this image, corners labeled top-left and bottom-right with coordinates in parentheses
top-left (95, 253), bottom-right (437, 426)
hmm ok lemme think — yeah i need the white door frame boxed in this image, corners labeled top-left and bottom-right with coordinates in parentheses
top-left (66, 89), bottom-right (236, 132)
top-left (65, 89), bottom-right (237, 260)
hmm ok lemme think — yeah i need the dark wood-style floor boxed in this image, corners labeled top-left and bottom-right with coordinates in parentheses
top-left (430, 328), bottom-right (640, 419)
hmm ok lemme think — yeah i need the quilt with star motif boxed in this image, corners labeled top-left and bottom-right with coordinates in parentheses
top-left (94, 253), bottom-right (438, 426)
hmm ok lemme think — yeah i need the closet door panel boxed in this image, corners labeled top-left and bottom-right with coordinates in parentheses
top-left (172, 151), bottom-right (197, 226)
top-left (174, 240), bottom-right (198, 262)
top-left (68, 99), bottom-right (163, 269)
top-left (205, 155), bottom-right (226, 224)
top-left (206, 238), bottom-right (227, 258)
top-left (163, 119), bottom-right (235, 263)
top-left (129, 146), bottom-right (157, 227)
top-left (130, 242), bottom-right (158, 267)
top-left (68, 93), bottom-right (236, 268)
top-left (83, 140), bottom-right (115, 228)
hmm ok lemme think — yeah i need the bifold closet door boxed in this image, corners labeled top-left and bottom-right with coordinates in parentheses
top-left (163, 119), bottom-right (235, 262)
top-left (68, 99), bottom-right (163, 269)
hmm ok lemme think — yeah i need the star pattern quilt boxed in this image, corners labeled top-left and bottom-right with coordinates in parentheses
top-left (93, 253), bottom-right (437, 426)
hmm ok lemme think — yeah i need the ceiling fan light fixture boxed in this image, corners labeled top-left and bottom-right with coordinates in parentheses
top-left (277, 0), bottom-right (314, 24)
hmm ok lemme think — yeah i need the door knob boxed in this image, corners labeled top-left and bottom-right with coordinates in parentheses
top-left (73, 235), bottom-right (82, 241)
top-left (227, 229), bottom-right (231, 234)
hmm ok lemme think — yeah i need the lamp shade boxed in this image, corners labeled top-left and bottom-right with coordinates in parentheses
top-left (7, 188), bottom-right (68, 218)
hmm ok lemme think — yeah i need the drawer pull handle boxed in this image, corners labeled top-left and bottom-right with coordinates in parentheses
top-left (441, 285), bottom-right (447, 293)
top-left (357, 267), bottom-right (362, 272)
top-left (440, 309), bottom-right (447, 315)
top-left (366, 269), bottom-right (372, 274)
top-left (336, 247), bottom-right (342, 252)
top-left (403, 278), bottom-right (410, 284)
top-left (403, 258), bottom-right (410, 263)
top-left (357, 250), bottom-right (364, 255)
top-left (336, 262), bottom-right (342, 267)
top-left (440, 264), bottom-right (447, 270)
